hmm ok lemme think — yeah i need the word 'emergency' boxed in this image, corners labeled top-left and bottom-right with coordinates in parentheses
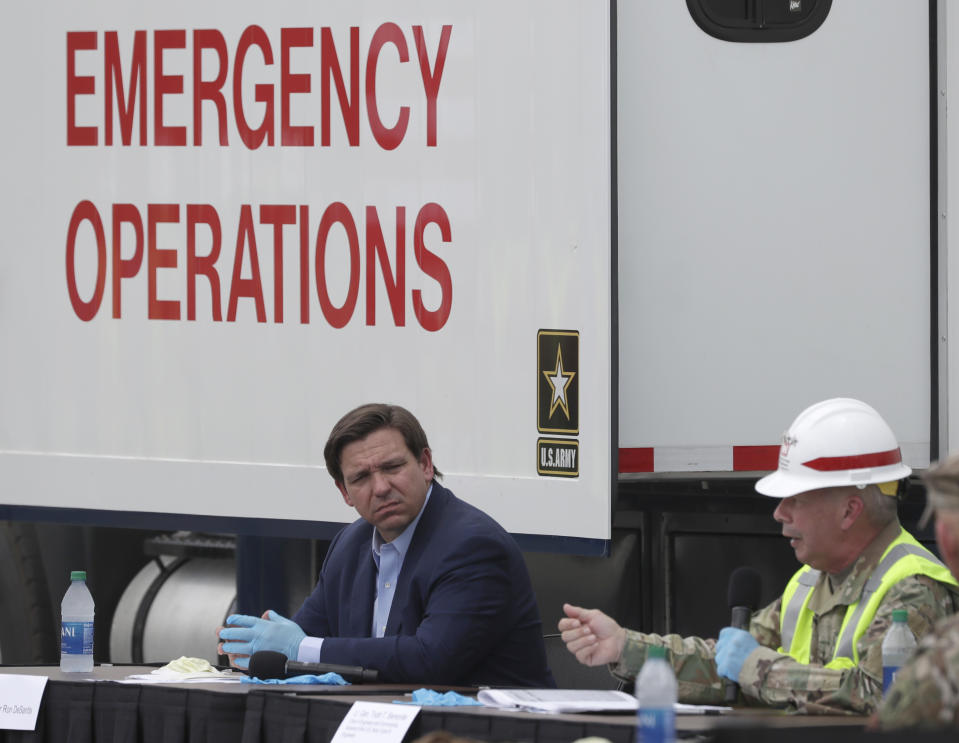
top-left (67, 23), bottom-right (452, 149)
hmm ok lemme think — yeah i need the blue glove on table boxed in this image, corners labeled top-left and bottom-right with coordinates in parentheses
top-left (219, 610), bottom-right (306, 670)
top-left (242, 673), bottom-right (348, 686)
top-left (715, 626), bottom-right (759, 683)
top-left (394, 689), bottom-right (483, 706)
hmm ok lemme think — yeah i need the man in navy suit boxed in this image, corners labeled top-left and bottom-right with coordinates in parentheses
top-left (219, 403), bottom-right (554, 687)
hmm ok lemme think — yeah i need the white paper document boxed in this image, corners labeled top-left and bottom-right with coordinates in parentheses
top-left (330, 701), bottom-right (420, 743)
top-left (675, 702), bottom-right (732, 715)
top-left (478, 688), bottom-right (638, 714)
top-left (477, 689), bottom-right (731, 715)
top-left (0, 674), bottom-right (47, 731)
top-left (119, 669), bottom-right (244, 684)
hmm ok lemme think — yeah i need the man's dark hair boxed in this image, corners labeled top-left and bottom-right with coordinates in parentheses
top-left (324, 403), bottom-right (442, 483)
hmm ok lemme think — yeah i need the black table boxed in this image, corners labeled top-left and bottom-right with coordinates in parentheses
top-left (0, 665), bottom-right (876, 743)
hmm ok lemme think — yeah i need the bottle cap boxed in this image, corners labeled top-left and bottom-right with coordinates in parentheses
top-left (70, 570), bottom-right (87, 581)
top-left (892, 609), bottom-right (907, 623)
top-left (648, 645), bottom-right (667, 659)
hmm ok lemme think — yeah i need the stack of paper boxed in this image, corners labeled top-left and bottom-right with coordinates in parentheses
top-left (478, 688), bottom-right (638, 714)
top-left (478, 689), bottom-right (731, 716)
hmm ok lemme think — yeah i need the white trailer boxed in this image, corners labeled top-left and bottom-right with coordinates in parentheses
top-left (0, 1), bottom-right (613, 547)
top-left (618, 1), bottom-right (948, 479)
top-left (1, 0), bottom-right (957, 666)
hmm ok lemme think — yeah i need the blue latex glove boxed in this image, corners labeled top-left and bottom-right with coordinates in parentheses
top-left (242, 673), bottom-right (348, 686)
top-left (715, 626), bottom-right (759, 683)
top-left (218, 610), bottom-right (306, 669)
top-left (394, 689), bottom-right (483, 706)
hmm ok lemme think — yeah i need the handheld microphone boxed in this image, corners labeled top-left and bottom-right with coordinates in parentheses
top-left (249, 650), bottom-right (380, 683)
top-left (724, 566), bottom-right (762, 704)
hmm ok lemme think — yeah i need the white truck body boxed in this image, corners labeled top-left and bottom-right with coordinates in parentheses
top-left (2, 0), bottom-right (958, 548)
top-left (0, 1), bottom-right (613, 543)
top-left (619, 1), bottom-right (941, 477)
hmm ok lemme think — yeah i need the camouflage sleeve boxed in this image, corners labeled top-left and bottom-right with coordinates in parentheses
top-left (607, 597), bottom-right (786, 704)
top-left (876, 616), bottom-right (959, 730)
top-left (738, 574), bottom-right (957, 715)
top-left (748, 595), bottom-right (784, 650)
top-left (610, 629), bottom-right (725, 704)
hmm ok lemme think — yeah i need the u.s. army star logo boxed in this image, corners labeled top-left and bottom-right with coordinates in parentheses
top-left (544, 344), bottom-right (575, 420)
top-left (537, 329), bottom-right (579, 435)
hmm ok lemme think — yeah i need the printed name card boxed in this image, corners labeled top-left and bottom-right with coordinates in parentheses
top-left (330, 701), bottom-right (420, 743)
top-left (0, 675), bottom-right (47, 730)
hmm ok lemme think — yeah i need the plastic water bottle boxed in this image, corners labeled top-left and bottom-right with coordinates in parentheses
top-left (881, 608), bottom-right (916, 694)
top-left (60, 570), bottom-right (95, 672)
top-left (635, 645), bottom-right (677, 743)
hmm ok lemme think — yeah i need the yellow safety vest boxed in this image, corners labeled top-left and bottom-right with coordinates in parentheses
top-left (778, 528), bottom-right (957, 670)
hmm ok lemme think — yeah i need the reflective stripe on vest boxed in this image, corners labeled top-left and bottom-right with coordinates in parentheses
top-left (833, 543), bottom-right (946, 659)
top-left (780, 568), bottom-right (820, 655)
top-left (778, 529), bottom-right (957, 667)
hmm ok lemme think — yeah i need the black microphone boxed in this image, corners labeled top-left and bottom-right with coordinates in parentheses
top-left (249, 650), bottom-right (379, 683)
top-left (724, 566), bottom-right (762, 704)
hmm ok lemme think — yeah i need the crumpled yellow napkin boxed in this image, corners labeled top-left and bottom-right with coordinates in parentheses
top-left (158, 656), bottom-right (221, 674)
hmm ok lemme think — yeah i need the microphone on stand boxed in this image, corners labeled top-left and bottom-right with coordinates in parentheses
top-left (724, 566), bottom-right (762, 704)
top-left (248, 650), bottom-right (379, 683)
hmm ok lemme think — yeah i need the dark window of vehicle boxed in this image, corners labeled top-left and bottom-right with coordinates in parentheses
top-left (687, 0), bottom-right (832, 42)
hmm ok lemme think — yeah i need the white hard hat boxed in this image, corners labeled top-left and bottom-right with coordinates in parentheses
top-left (755, 398), bottom-right (911, 498)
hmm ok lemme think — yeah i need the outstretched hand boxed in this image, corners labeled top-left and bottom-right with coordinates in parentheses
top-left (558, 603), bottom-right (627, 667)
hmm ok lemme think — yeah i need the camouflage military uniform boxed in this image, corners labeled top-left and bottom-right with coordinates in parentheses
top-left (610, 520), bottom-right (959, 715)
top-left (876, 604), bottom-right (959, 728)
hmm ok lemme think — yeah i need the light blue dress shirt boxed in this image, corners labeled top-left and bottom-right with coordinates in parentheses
top-left (297, 485), bottom-right (432, 662)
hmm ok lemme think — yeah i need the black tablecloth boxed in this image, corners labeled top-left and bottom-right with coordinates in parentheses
top-left (3, 678), bottom-right (247, 743)
top-left (239, 691), bottom-right (637, 743)
top-left (0, 666), bottom-right (891, 743)
top-left (0, 668), bottom-right (641, 743)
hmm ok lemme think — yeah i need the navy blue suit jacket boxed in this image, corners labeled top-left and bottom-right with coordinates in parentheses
top-left (292, 483), bottom-right (554, 687)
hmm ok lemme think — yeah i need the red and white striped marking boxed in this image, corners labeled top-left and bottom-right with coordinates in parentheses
top-left (619, 445), bottom-right (779, 474)
top-left (619, 444), bottom-right (926, 475)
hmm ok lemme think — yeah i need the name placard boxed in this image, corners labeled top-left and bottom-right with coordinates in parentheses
top-left (0, 675), bottom-right (47, 731)
top-left (331, 701), bottom-right (420, 743)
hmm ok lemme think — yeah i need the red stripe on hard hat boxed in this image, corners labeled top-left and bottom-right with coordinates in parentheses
top-left (802, 448), bottom-right (902, 471)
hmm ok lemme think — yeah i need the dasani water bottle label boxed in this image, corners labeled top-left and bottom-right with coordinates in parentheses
top-left (637, 708), bottom-right (675, 743)
top-left (61, 621), bottom-right (94, 655)
top-left (882, 665), bottom-right (900, 692)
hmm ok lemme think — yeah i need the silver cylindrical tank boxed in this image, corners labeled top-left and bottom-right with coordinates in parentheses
top-left (110, 555), bottom-right (236, 665)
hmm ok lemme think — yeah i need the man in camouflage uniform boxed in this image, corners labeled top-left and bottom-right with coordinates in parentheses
top-left (561, 399), bottom-right (959, 715)
top-left (876, 452), bottom-right (959, 729)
